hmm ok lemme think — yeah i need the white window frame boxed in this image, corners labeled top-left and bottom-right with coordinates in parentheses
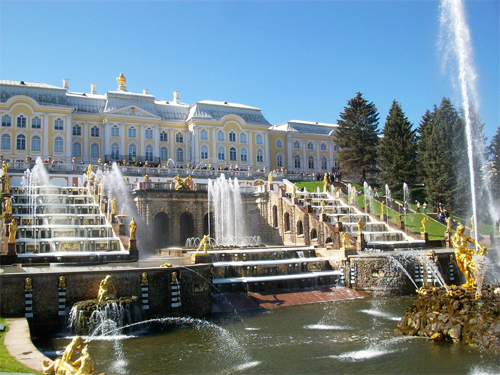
top-left (31, 136), bottom-right (41, 152)
top-left (54, 137), bottom-right (64, 153)
top-left (31, 117), bottom-right (41, 129)
top-left (54, 119), bottom-right (64, 131)
top-left (1, 134), bottom-right (11, 149)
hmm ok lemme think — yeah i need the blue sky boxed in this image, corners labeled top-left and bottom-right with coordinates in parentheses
top-left (1, 0), bottom-right (498, 140)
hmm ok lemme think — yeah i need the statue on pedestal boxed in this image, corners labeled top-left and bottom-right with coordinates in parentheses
top-left (420, 217), bottom-right (429, 233)
top-left (4, 196), bottom-right (12, 216)
top-left (8, 219), bottom-right (17, 243)
top-left (129, 218), bottom-right (137, 240)
top-left (451, 225), bottom-right (487, 288)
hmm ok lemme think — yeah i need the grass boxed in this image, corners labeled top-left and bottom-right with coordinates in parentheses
top-left (0, 317), bottom-right (42, 374)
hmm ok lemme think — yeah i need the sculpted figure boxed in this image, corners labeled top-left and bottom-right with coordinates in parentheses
top-left (8, 219), bottom-right (17, 243)
top-left (380, 201), bottom-right (385, 215)
top-left (357, 218), bottom-right (365, 234)
top-left (59, 276), bottom-right (66, 289)
top-left (268, 172), bottom-right (273, 186)
top-left (3, 175), bottom-right (11, 194)
top-left (110, 197), bottom-right (117, 215)
top-left (86, 164), bottom-right (93, 181)
top-left (450, 225), bottom-right (487, 288)
top-left (141, 272), bottom-right (148, 285)
top-left (196, 234), bottom-right (210, 255)
top-left (172, 272), bottom-right (178, 283)
top-left (174, 174), bottom-right (192, 190)
top-left (445, 217), bottom-right (452, 233)
top-left (43, 336), bottom-right (84, 375)
top-left (420, 217), bottom-right (429, 233)
top-left (129, 218), bottom-right (137, 240)
top-left (323, 174), bottom-right (328, 187)
top-left (97, 275), bottom-right (116, 302)
top-left (4, 196), bottom-right (12, 216)
top-left (341, 232), bottom-right (353, 249)
top-left (25, 278), bottom-right (33, 291)
top-left (1, 161), bottom-right (7, 177)
top-left (321, 200), bottom-right (326, 215)
top-left (144, 174), bottom-right (151, 182)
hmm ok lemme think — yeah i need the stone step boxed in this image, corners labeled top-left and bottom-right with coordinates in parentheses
top-left (212, 270), bottom-right (342, 284)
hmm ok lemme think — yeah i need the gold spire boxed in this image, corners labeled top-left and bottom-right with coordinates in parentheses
top-left (116, 72), bottom-right (127, 91)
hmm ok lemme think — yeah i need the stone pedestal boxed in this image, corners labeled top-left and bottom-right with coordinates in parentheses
top-left (421, 232), bottom-right (429, 246)
top-left (365, 206), bottom-right (370, 214)
top-left (192, 254), bottom-right (213, 264)
top-left (7, 242), bottom-right (16, 256)
top-left (444, 232), bottom-right (451, 248)
top-left (319, 214), bottom-right (327, 222)
top-left (335, 221), bottom-right (343, 232)
top-left (380, 214), bottom-right (387, 221)
top-left (356, 236), bottom-right (366, 253)
top-left (398, 221), bottom-right (405, 230)
top-left (119, 223), bottom-right (126, 235)
top-left (111, 213), bottom-right (116, 224)
top-left (291, 198), bottom-right (298, 205)
top-left (129, 239), bottom-right (138, 259)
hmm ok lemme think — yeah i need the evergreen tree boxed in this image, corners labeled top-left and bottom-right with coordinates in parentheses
top-left (378, 100), bottom-right (418, 199)
top-left (334, 92), bottom-right (380, 181)
top-left (416, 108), bottom-right (436, 182)
top-left (487, 125), bottom-right (500, 201)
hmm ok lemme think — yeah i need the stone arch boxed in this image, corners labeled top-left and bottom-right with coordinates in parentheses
top-left (325, 237), bottom-right (333, 244)
top-left (297, 220), bottom-right (303, 235)
top-left (180, 211), bottom-right (194, 246)
top-left (153, 212), bottom-right (169, 249)
top-left (272, 205), bottom-right (278, 228)
top-left (284, 212), bottom-right (290, 232)
top-left (310, 228), bottom-right (318, 240)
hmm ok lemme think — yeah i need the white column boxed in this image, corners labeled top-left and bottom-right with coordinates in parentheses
top-left (83, 122), bottom-right (89, 162)
top-left (103, 121), bottom-right (111, 157)
top-left (264, 132), bottom-right (271, 170)
top-left (154, 124), bottom-right (160, 160)
top-left (121, 123), bottom-right (126, 161)
top-left (212, 129), bottom-right (217, 166)
top-left (316, 142), bottom-right (320, 172)
top-left (302, 142), bottom-right (306, 172)
top-left (170, 128), bottom-right (175, 165)
top-left (43, 115), bottom-right (49, 158)
top-left (287, 135), bottom-right (293, 170)
top-left (248, 130), bottom-right (254, 169)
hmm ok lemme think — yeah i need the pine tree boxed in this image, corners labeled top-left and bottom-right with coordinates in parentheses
top-left (487, 125), bottom-right (500, 200)
top-left (378, 100), bottom-right (417, 199)
top-left (334, 92), bottom-right (380, 182)
top-left (416, 108), bottom-right (436, 182)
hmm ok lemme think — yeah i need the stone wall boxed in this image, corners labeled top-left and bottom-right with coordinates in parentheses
top-left (0, 264), bottom-right (212, 335)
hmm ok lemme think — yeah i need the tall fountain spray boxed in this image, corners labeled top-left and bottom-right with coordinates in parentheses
top-left (208, 174), bottom-right (250, 246)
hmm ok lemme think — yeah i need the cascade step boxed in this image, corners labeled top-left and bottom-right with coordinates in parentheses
top-left (212, 270), bottom-right (342, 284)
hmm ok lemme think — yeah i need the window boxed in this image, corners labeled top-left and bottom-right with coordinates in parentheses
top-left (31, 117), bottom-right (41, 129)
top-left (240, 148), bottom-right (248, 162)
top-left (321, 143), bottom-right (327, 151)
top-left (160, 131), bottom-right (168, 142)
top-left (54, 137), bottom-right (63, 153)
top-left (145, 129), bottom-right (153, 139)
top-left (240, 133), bottom-right (247, 143)
top-left (229, 147), bottom-right (237, 161)
top-left (160, 147), bottom-right (168, 161)
top-left (17, 134), bottom-right (26, 151)
top-left (218, 147), bottom-right (225, 160)
top-left (201, 146), bottom-right (208, 160)
top-left (111, 126), bottom-right (120, 137)
top-left (256, 134), bottom-right (263, 145)
top-left (128, 144), bottom-right (137, 161)
top-left (17, 115), bottom-right (27, 128)
top-left (294, 141), bottom-right (300, 149)
top-left (54, 119), bottom-right (64, 131)
top-left (145, 145), bottom-right (153, 161)
top-left (1, 134), bottom-right (10, 149)
top-left (91, 143), bottom-right (99, 158)
top-left (321, 157), bottom-right (328, 170)
top-left (91, 126), bottom-right (100, 137)
top-left (294, 154), bottom-right (301, 169)
top-left (128, 127), bottom-right (137, 138)
top-left (176, 147), bottom-right (184, 162)
top-left (217, 131), bottom-right (224, 142)
top-left (334, 145), bottom-right (340, 151)
top-left (111, 143), bottom-right (120, 159)
top-left (73, 125), bottom-right (81, 136)
top-left (256, 149), bottom-right (264, 163)
top-left (308, 143), bottom-right (314, 150)
top-left (2, 115), bottom-right (11, 127)
top-left (72, 142), bottom-right (81, 157)
top-left (200, 129), bottom-right (208, 140)
top-left (276, 153), bottom-right (283, 168)
top-left (308, 156), bottom-right (315, 169)
top-left (31, 136), bottom-right (41, 152)
top-left (276, 139), bottom-right (283, 148)
top-left (176, 132), bottom-right (183, 143)
top-left (229, 131), bottom-right (236, 142)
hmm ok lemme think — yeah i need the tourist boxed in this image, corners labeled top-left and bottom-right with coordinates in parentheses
top-left (416, 201), bottom-right (420, 213)
top-left (423, 202), bottom-right (428, 214)
top-left (374, 187), bottom-right (379, 197)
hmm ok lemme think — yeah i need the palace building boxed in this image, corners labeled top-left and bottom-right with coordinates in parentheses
top-left (0, 74), bottom-right (339, 173)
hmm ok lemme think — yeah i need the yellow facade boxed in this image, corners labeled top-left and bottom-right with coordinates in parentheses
top-left (0, 77), bottom-right (339, 173)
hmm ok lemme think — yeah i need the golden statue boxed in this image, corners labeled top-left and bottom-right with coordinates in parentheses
top-left (380, 201), bottom-right (385, 215)
top-left (323, 174), bottom-right (328, 187)
top-left (116, 72), bottom-right (127, 91)
top-left (445, 217), bottom-right (452, 233)
top-left (59, 276), bottom-right (66, 289)
top-left (145, 160), bottom-right (150, 167)
top-left (141, 273), bottom-right (148, 285)
top-left (4, 196), bottom-right (12, 216)
top-left (110, 197), bottom-right (117, 215)
top-left (97, 275), bottom-right (116, 302)
top-left (8, 219), bottom-right (17, 243)
top-left (25, 278), bottom-right (33, 291)
top-left (124, 177), bottom-right (129, 184)
top-left (172, 272), bottom-right (178, 283)
top-left (144, 174), bottom-right (151, 182)
top-left (357, 218), bottom-right (365, 234)
top-left (420, 217), bottom-right (429, 233)
top-left (1, 161), bottom-right (7, 178)
top-left (98, 158), bottom-right (102, 166)
top-left (174, 174), bottom-right (192, 190)
top-left (129, 218), bottom-right (137, 240)
top-left (194, 234), bottom-right (210, 255)
top-left (86, 164), bottom-right (93, 181)
top-left (450, 224), bottom-right (487, 288)
top-left (341, 232), bottom-right (354, 250)
top-left (321, 200), bottom-right (326, 215)
top-left (160, 262), bottom-right (172, 268)
top-left (268, 172), bottom-right (273, 186)
top-left (2, 175), bottom-right (11, 194)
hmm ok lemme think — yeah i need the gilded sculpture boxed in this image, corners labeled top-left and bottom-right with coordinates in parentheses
top-left (25, 277), bottom-right (33, 291)
top-left (110, 197), bottom-right (117, 215)
top-left (321, 200), bottom-right (326, 215)
top-left (4, 196), bottom-right (12, 216)
top-left (420, 217), bottom-right (429, 233)
top-left (380, 201), bottom-right (385, 215)
top-left (268, 172), bottom-right (273, 186)
top-left (445, 217), bottom-right (452, 233)
top-left (97, 275), bottom-right (117, 302)
top-left (174, 174), bottom-right (192, 190)
top-left (450, 225), bottom-right (486, 288)
top-left (144, 174), bottom-right (151, 182)
top-left (141, 273), bottom-right (148, 285)
top-left (341, 232), bottom-right (354, 250)
top-left (8, 219), bottom-right (17, 243)
top-left (116, 72), bottom-right (127, 91)
top-left (59, 276), bottom-right (66, 289)
top-left (323, 174), bottom-right (328, 187)
top-left (129, 218), bottom-right (137, 240)
top-left (3, 175), bottom-right (11, 194)
top-left (194, 234), bottom-right (210, 255)
top-left (86, 165), bottom-right (93, 181)
top-left (357, 218), bottom-right (365, 234)
top-left (1, 161), bottom-right (7, 178)
top-left (172, 272), bottom-right (178, 283)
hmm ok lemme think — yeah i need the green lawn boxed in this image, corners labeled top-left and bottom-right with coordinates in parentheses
top-left (0, 317), bottom-right (42, 374)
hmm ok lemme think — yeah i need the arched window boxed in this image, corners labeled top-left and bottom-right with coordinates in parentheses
top-left (229, 147), bottom-right (237, 162)
top-left (111, 126), bottom-right (120, 137)
top-left (145, 145), bottom-right (153, 161)
top-left (54, 137), bottom-right (63, 153)
top-left (2, 115), bottom-right (12, 127)
top-left (272, 205), bottom-right (278, 228)
top-left (284, 212), bottom-right (290, 232)
top-left (218, 146), bottom-right (225, 160)
top-left (276, 139), bottom-right (283, 148)
top-left (176, 147), bottom-right (184, 162)
top-left (1, 134), bottom-right (11, 149)
top-left (297, 220), bottom-right (304, 235)
top-left (176, 132), bottom-right (184, 143)
top-left (294, 154), bottom-right (301, 169)
top-left (240, 148), bottom-right (248, 162)
top-left (31, 117), bottom-right (41, 129)
top-left (91, 126), bottom-right (100, 137)
top-left (321, 157), bottom-right (328, 170)
top-left (128, 127), bottom-right (137, 138)
top-left (310, 228), bottom-right (318, 240)
top-left (128, 144), bottom-right (137, 162)
top-left (72, 142), bottom-right (81, 157)
top-left (256, 149), bottom-right (264, 163)
top-left (90, 143), bottom-right (99, 158)
top-left (200, 145), bottom-right (208, 160)
top-left (111, 143), bottom-right (120, 160)
top-left (308, 156), bottom-right (315, 169)
top-left (145, 128), bottom-right (153, 139)
top-left (160, 147), bottom-right (168, 161)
